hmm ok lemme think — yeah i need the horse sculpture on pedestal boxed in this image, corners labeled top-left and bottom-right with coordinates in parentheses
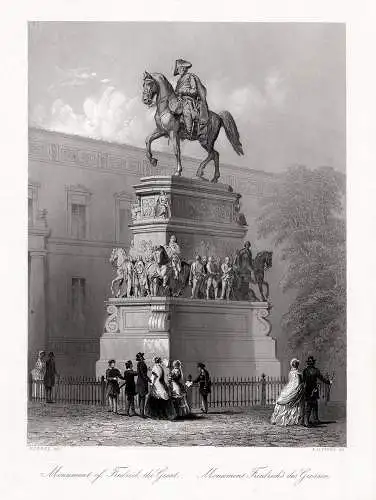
top-left (142, 72), bottom-right (244, 183)
top-left (146, 245), bottom-right (190, 297)
top-left (250, 251), bottom-right (273, 302)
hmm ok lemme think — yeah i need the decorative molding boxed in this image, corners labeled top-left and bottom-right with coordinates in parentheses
top-left (105, 304), bottom-right (120, 333)
top-left (48, 237), bottom-right (117, 248)
top-left (254, 308), bottom-right (272, 337)
top-left (48, 338), bottom-right (99, 355)
top-left (148, 303), bottom-right (171, 331)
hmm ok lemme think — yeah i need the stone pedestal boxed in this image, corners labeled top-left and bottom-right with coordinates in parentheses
top-left (96, 175), bottom-right (281, 378)
top-left (130, 176), bottom-right (247, 261)
top-left (96, 297), bottom-right (280, 378)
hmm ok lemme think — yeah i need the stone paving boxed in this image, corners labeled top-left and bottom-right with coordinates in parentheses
top-left (27, 403), bottom-right (346, 447)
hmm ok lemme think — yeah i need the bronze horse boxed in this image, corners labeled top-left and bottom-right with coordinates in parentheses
top-left (142, 72), bottom-right (244, 183)
top-left (251, 251), bottom-right (273, 302)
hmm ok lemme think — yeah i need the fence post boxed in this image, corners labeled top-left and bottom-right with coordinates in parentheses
top-left (261, 373), bottom-right (266, 406)
top-left (100, 376), bottom-right (106, 406)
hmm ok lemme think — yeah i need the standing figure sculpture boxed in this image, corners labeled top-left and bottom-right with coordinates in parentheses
top-left (122, 255), bottom-right (134, 298)
top-left (154, 191), bottom-right (171, 219)
top-left (142, 60), bottom-right (244, 183)
top-left (189, 255), bottom-right (206, 299)
top-left (220, 256), bottom-right (235, 300)
top-left (206, 256), bottom-right (220, 299)
top-left (109, 248), bottom-right (129, 298)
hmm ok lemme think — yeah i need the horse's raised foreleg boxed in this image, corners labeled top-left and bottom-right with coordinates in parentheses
top-left (170, 131), bottom-right (182, 176)
top-left (146, 128), bottom-right (166, 167)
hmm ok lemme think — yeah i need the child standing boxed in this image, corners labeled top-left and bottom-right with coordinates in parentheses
top-left (105, 360), bottom-right (123, 414)
top-left (123, 360), bottom-right (138, 416)
top-left (185, 374), bottom-right (194, 410)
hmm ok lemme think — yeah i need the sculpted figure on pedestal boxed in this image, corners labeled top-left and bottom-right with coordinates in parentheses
top-left (142, 62), bottom-right (244, 182)
top-left (206, 256), bottom-right (220, 300)
top-left (234, 197), bottom-right (247, 226)
top-left (133, 256), bottom-right (150, 297)
top-left (220, 256), bottom-right (235, 300)
top-left (154, 191), bottom-right (171, 219)
top-left (189, 255), bottom-right (206, 299)
top-left (234, 241), bottom-right (254, 300)
top-left (198, 256), bottom-right (208, 298)
top-left (121, 255), bottom-right (134, 298)
top-left (109, 248), bottom-right (128, 298)
top-left (166, 234), bottom-right (181, 258)
top-left (252, 251), bottom-right (273, 302)
top-left (130, 198), bottom-right (141, 221)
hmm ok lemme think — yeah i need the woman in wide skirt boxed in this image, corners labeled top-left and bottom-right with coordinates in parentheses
top-left (271, 358), bottom-right (305, 426)
top-left (145, 357), bottom-right (175, 420)
top-left (170, 360), bottom-right (190, 417)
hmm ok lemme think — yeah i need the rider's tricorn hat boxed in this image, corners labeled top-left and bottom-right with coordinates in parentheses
top-left (173, 59), bottom-right (192, 76)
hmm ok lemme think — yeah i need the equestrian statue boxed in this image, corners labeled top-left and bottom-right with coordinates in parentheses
top-left (142, 59), bottom-right (244, 183)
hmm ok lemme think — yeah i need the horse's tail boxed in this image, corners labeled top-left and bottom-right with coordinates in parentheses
top-left (219, 111), bottom-right (244, 156)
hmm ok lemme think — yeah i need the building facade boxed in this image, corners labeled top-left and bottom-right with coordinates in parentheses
top-left (28, 127), bottom-right (291, 378)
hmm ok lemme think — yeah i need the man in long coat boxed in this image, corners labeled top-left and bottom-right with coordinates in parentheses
top-left (303, 356), bottom-right (332, 426)
top-left (136, 352), bottom-right (150, 418)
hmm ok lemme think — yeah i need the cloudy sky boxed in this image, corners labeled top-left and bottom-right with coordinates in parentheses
top-left (28, 22), bottom-right (345, 173)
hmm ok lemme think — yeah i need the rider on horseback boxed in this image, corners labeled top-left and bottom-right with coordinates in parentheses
top-left (173, 59), bottom-right (209, 138)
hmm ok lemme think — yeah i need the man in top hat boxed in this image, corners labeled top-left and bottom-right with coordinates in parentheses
top-left (136, 352), bottom-right (150, 418)
top-left (173, 59), bottom-right (209, 138)
top-left (303, 356), bottom-right (332, 426)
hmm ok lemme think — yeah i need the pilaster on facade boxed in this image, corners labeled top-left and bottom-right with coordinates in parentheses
top-left (114, 190), bottom-right (134, 245)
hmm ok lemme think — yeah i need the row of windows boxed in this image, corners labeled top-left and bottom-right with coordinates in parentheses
top-left (28, 183), bottom-right (131, 243)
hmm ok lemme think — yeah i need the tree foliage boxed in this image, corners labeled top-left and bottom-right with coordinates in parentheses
top-left (257, 165), bottom-right (346, 364)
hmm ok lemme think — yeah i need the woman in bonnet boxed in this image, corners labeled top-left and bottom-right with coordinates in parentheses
top-left (145, 357), bottom-right (175, 420)
top-left (271, 358), bottom-right (305, 426)
top-left (170, 360), bottom-right (190, 417)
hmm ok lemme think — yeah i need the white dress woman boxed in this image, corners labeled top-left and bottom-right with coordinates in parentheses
top-left (170, 360), bottom-right (191, 417)
top-left (145, 357), bottom-right (176, 420)
top-left (31, 350), bottom-right (46, 400)
top-left (271, 358), bottom-right (305, 426)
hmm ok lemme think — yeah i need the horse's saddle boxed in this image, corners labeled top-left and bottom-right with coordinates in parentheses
top-left (168, 95), bottom-right (183, 115)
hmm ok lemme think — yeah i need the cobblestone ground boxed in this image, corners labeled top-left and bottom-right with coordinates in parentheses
top-left (28, 403), bottom-right (346, 447)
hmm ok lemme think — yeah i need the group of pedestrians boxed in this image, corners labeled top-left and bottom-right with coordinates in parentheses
top-left (105, 353), bottom-right (212, 420)
top-left (271, 356), bottom-right (332, 427)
